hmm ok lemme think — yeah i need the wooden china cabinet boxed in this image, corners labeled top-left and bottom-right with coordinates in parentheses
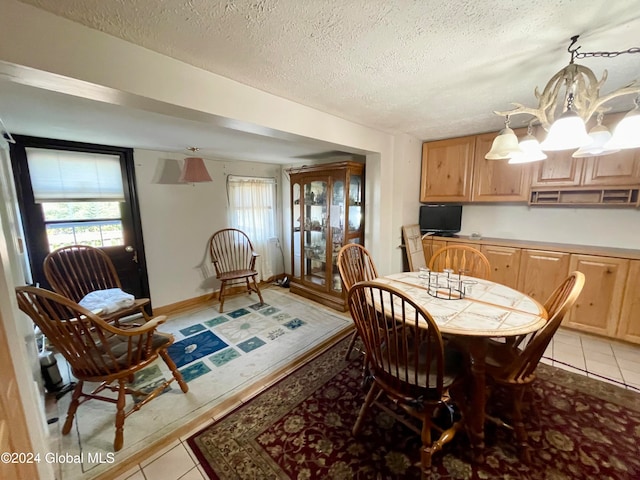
top-left (288, 161), bottom-right (365, 311)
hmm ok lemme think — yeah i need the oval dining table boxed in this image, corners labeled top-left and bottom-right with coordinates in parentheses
top-left (370, 271), bottom-right (548, 462)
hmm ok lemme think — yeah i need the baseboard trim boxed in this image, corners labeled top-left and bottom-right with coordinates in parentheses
top-left (152, 282), bottom-right (276, 317)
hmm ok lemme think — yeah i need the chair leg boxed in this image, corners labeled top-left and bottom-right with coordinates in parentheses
top-left (512, 385), bottom-right (532, 464)
top-left (62, 381), bottom-right (84, 435)
top-left (252, 275), bottom-right (264, 304)
top-left (218, 281), bottom-right (227, 313)
top-left (160, 350), bottom-right (189, 393)
top-left (344, 330), bottom-right (359, 360)
top-left (352, 382), bottom-right (380, 436)
top-left (114, 378), bottom-right (127, 452)
top-left (420, 417), bottom-right (434, 469)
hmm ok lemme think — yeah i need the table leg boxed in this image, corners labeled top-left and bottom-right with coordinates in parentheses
top-left (465, 337), bottom-right (488, 463)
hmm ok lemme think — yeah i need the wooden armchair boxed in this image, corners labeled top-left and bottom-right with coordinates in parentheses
top-left (43, 245), bottom-right (151, 326)
top-left (208, 228), bottom-right (264, 312)
top-left (348, 282), bottom-right (465, 473)
top-left (429, 245), bottom-right (491, 280)
top-left (15, 286), bottom-right (188, 452)
top-left (485, 271), bottom-right (585, 462)
top-left (337, 244), bottom-right (378, 360)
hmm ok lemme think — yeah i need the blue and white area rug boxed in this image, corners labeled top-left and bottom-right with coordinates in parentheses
top-left (52, 288), bottom-right (352, 480)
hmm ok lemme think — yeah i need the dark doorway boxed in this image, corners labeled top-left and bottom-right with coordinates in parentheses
top-left (9, 135), bottom-right (151, 308)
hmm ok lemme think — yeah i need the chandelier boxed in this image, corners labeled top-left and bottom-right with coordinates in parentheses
top-left (487, 35), bottom-right (640, 163)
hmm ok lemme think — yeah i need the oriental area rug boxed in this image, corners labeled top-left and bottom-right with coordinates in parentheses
top-left (50, 287), bottom-right (352, 480)
top-left (188, 338), bottom-right (640, 480)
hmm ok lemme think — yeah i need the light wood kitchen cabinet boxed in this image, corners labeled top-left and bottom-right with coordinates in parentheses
top-left (617, 260), bottom-right (640, 343)
top-left (471, 130), bottom-right (531, 202)
top-left (421, 238), bottom-right (447, 266)
top-left (564, 254), bottom-right (629, 337)
top-left (517, 249), bottom-right (571, 305)
top-left (435, 235), bottom-right (640, 343)
top-left (420, 136), bottom-right (475, 202)
top-left (581, 150), bottom-right (640, 186)
top-left (480, 244), bottom-right (521, 288)
top-left (530, 151), bottom-right (583, 187)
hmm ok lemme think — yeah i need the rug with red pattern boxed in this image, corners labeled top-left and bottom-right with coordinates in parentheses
top-left (188, 338), bottom-right (640, 479)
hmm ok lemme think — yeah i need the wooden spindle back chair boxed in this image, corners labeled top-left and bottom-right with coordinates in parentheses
top-left (485, 271), bottom-right (585, 463)
top-left (348, 282), bottom-right (465, 473)
top-left (337, 244), bottom-right (378, 359)
top-left (429, 245), bottom-right (491, 280)
top-left (15, 286), bottom-right (188, 451)
top-left (208, 228), bottom-right (264, 312)
top-left (44, 245), bottom-right (151, 325)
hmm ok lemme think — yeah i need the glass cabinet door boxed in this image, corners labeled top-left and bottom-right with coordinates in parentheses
top-left (348, 174), bottom-right (363, 233)
top-left (292, 182), bottom-right (301, 278)
top-left (302, 180), bottom-right (328, 287)
top-left (330, 179), bottom-right (345, 293)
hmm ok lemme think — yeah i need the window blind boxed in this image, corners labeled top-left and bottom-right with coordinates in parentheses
top-left (26, 148), bottom-right (125, 202)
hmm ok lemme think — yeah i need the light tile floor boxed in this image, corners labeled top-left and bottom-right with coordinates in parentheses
top-left (106, 326), bottom-right (640, 480)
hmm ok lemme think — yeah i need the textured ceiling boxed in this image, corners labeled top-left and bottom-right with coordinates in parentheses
top-left (6, 0), bottom-right (640, 157)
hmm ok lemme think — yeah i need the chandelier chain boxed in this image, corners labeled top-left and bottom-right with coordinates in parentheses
top-left (569, 35), bottom-right (640, 60)
top-left (576, 47), bottom-right (640, 59)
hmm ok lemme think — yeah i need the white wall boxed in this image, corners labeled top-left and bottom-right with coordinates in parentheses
top-left (0, 0), bottom-right (412, 276)
top-left (134, 149), bottom-right (284, 307)
top-left (460, 205), bottom-right (640, 249)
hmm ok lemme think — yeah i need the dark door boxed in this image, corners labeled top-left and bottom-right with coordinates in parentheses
top-left (9, 136), bottom-right (151, 307)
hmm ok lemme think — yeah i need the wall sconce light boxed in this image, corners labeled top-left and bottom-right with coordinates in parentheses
top-left (179, 147), bottom-right (212, 183)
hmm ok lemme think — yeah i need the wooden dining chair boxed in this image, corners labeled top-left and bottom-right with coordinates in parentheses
top-left (348, 281), bottom-right (466, 473)
top-left (485, 271), bottom-right (585, 463)
top-left (337, 244), bottom-right (378, 360)
top-left (208, 228), bottom-right (264, 313)
top-left (428, 245), bottom-right (491, 280)
top-left (44, 245), bottom-right (151, 326)
top-left (15, 286), bottom-right (189, 452)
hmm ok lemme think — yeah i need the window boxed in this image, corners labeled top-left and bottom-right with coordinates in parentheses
top-left (227, 175), bottom-right (277, 280)
top-left (25, 148), bottom-right (125, 250)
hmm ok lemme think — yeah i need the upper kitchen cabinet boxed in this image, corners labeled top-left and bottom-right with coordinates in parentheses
top-left (471, 129), bottom-right (531, 202)
top-left (530, 150), bottom-right (583, 187)
top-left (420, 136), bottom-right (475, 202)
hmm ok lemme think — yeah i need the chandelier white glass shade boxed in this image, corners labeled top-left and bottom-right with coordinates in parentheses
top-left (572, 113), bottom-right (620, 158)
top-left (605, 97), bottom-right (640, 149)
top-left (485, 117), bottom-right (521, 160)
top-left (492, 36), bottom-right (640, 159)
top-left (508, 127), bottom-right (547, 164)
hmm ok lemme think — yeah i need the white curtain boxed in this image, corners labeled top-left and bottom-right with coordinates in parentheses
top-left (227, 176), bottom-right (277, 281)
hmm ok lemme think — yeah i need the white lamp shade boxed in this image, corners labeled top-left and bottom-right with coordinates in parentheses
top-left (485, 127), bottom-right (521, 159)
top-left (605, 106), bottom-right (640, 150)
top-left (179, 157), bottom-right (213, 183)
top-left (508, 134), bottom-right (547, 163)
top-left (540, 110), bottom-right (591, 151)
top-left (572, 124), bottom-right (620, 158)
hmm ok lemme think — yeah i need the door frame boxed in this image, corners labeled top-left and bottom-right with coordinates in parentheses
top-left (9, 135), bottom-right (151, 304)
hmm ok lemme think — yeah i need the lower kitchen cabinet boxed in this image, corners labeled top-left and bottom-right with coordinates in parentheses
top-left (480, 244), bottom-right (521, 288)
top-left (563, 255), bottom-right (629, 338)
top-left (617, 260), bottom-right (640, 343)
top-left (517, 249), bottom-right (571, 305)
